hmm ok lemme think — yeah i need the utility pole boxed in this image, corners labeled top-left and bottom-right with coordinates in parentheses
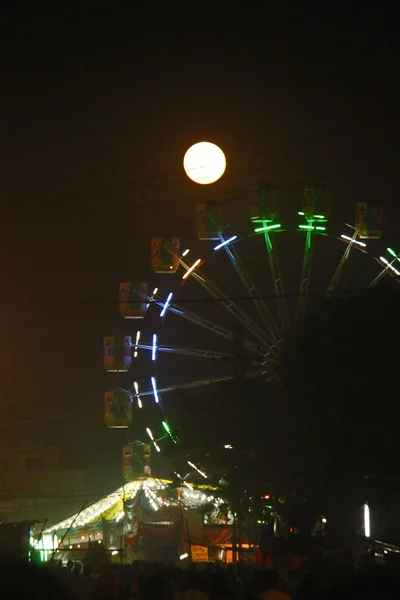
top-left (232, 323), bottom-right (247, 566)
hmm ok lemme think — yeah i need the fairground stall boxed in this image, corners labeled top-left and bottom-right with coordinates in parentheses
top-left (34, 475), bottom-right (236, 565)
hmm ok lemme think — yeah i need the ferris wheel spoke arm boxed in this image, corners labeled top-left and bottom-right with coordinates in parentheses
top-left (217, 233), bottom-right (282, 342)
top-left (137, 343), bottom-right (260, 362)
top-left (262, 228), bottom-right (290, 331)
top-left (295, 229), bottom-right (314, 323)
top-left (191, 268), bottom-right (279, 352)
top-left (326, 231), bottom-right (359, 296)
top-left (154, 300), bottom-right (265, 357)
top-left (137, 370), bottom-right (268, 397)
top-left (369, 252), bottom-right (400, 287)
top-left (180, 258), bottom-right (278, 352)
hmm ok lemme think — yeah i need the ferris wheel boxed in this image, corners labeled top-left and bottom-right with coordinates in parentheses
top-left (103, 180), bottom-right (399, 479)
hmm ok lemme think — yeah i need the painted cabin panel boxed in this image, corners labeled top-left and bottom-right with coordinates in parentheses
top-left (104, 388), bottom-right (133, 428)
top-left (150, 238), bottom-right (180, 273)
top-left (103, 335), bottom-right (132, 373)
top-left (119, 282), bottom-right (148, 319)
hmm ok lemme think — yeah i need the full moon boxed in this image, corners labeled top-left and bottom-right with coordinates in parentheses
top-left (183, 142), bottom-right (226, 185)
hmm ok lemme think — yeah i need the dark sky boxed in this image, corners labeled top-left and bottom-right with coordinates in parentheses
top-left (1, 13), bottom-right (400, 484)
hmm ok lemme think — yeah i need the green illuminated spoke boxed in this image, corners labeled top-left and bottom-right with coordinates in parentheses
top-left (258, 222), bottom-right (290, 332)
top-left (295, 227), bottom-right (314, 322)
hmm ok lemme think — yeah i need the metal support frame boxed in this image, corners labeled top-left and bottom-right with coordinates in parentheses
top-left (369, 253), bottom-right (400, 287)
top-left (326, 231), bottom-right (358, 296)
top-left (132, 369), bottom-right (268, 398)
top-left (153, 299), bottom-right (266, 357)
top-left (217, 233), bottom-right (281, 343)
top-left (180, 258), bottom-right (277, 353)
top-left (295, 227), bottom-right (314, 322)
top-left (261, 224), bottom-right (290, 331)
top-left (137, 342), bottom-right (261, 364)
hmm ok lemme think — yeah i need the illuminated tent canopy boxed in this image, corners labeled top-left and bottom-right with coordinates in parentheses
top-left (43, 477), bottom-right (226, 535)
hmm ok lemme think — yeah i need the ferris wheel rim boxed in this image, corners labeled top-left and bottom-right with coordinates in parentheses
top-left (132, 214), bottom-right (399, 410)
top-left (105, 193), bottom-right (400, 482)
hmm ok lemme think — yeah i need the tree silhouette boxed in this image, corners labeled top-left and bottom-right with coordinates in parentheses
top-left (279, 283), bottom-right (400, 512)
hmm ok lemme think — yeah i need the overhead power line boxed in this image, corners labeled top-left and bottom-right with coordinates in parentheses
top-left (4, 124), bottom-right (399, 218)
top-left (0, 381), bottom-right (103, 406)
top-left (14, 408), bottom-right (91, 425)
top-left (0, 286), bottom-right (386, 307)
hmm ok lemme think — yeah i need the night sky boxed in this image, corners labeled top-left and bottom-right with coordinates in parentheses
top-left (2, 14), bottom-right (400, 486)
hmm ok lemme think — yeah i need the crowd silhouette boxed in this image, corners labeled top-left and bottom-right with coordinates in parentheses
top-left (0, 556), bottom-right (399, 600)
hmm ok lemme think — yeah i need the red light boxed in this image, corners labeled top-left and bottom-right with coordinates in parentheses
top-left (264, 494), bottom-right (270, 500)
top-left (289, 527), bottom-right (293, 533)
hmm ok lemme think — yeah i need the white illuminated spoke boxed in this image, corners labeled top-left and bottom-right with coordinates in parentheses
top-left (214, 235), bottom-right (237, 251)
top-left (380, 256), bottom-right (400, 276)
top-left (134, 331), bottom-right (141, 358)
top-left (152, 334), bottom-right (158, 361)
top-left (364, 503), bottom-right (370, 537)
top-left (160, 292), bottom-right (173, 318)
top-left (151, 376), bottom-right (160, 403)
top-left (187, 460), bottom-right (207, 479)
top-left (133, 381), bottom-right (142, 408)
top-left (182, 258), bottom-right (201, 280)
top-left (340, 234), bottom-right (366, 248)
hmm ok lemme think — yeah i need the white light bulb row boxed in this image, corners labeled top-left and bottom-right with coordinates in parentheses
top-left (143, 483), bottom-right (218, 512)
top-left (44, 481), bottom-right (141, 533)
top-left (143, 484), bottom-right (167, 509)
top-left (143, 486), bottom-right (160, 511)
top-left (146, 479), bottom-right (168, 491)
